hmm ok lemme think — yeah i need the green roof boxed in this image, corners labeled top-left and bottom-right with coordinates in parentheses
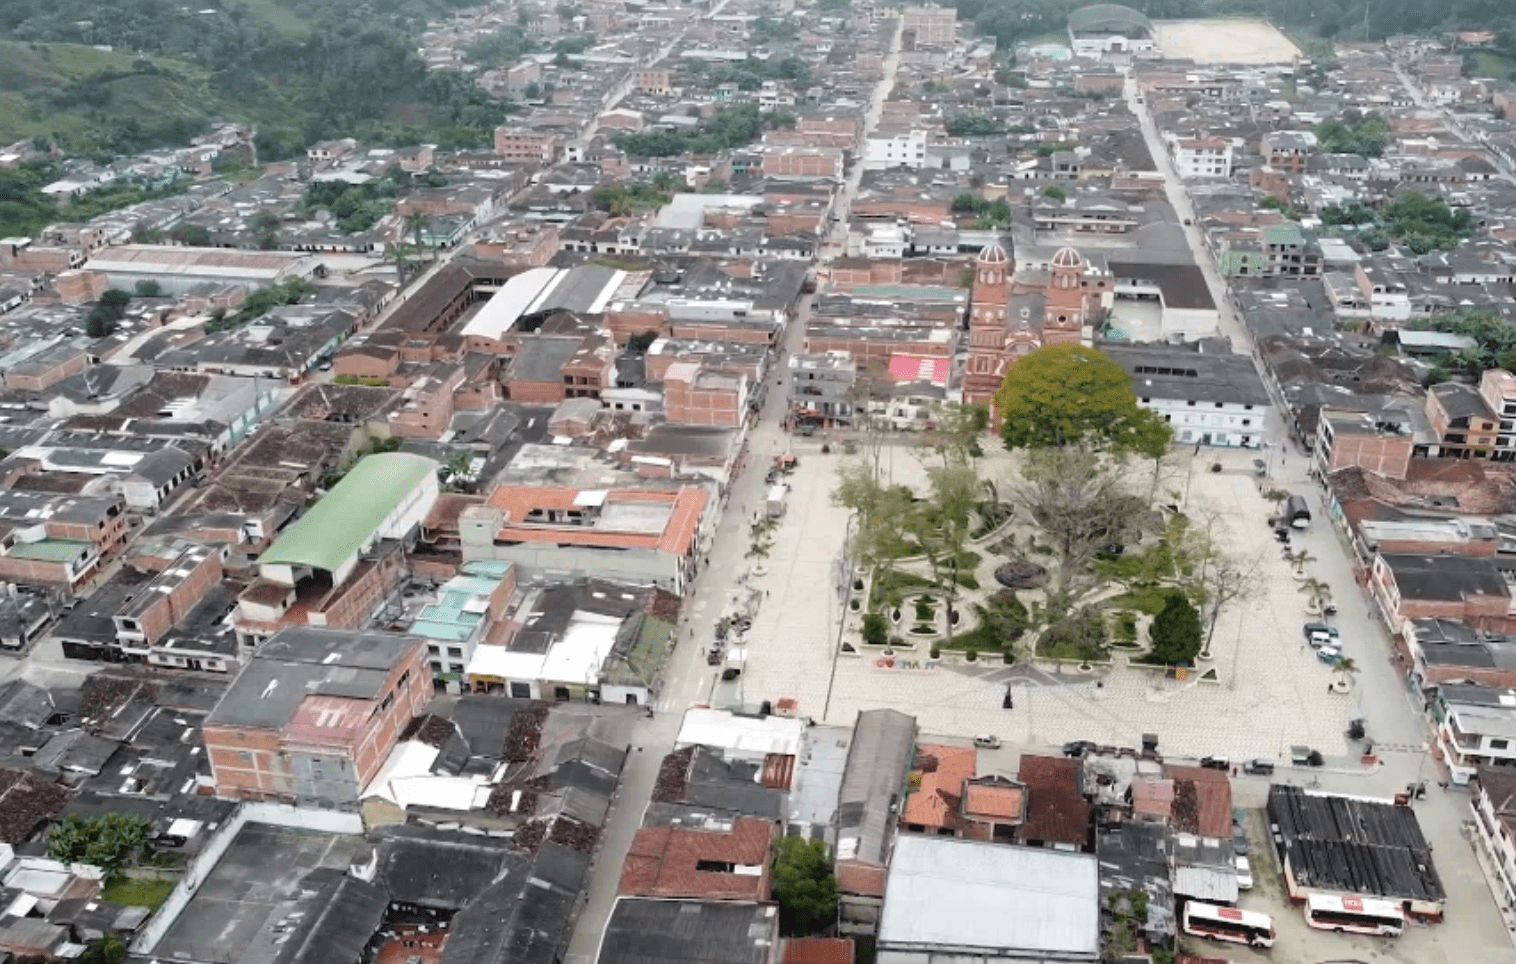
top-left (260, 452), bottom-right (438, 573)
top-left (7, 540), bottom-right (92, 562)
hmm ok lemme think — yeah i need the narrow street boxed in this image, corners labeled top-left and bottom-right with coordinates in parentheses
top-left (562, 21), bottom-right (904, 964)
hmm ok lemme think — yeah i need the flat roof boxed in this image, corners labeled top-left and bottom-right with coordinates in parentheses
top-left (879, 836), bottom-right (1099, 959)
top-left (5, 539), bottom-right (92, 563)
top-left (259, 451), bottom-right (437, 574)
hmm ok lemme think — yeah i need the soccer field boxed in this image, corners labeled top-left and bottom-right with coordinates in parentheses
top-left (1156, 19), bottom-right (1301, 65)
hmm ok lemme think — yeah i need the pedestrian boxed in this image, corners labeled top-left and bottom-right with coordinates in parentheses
top-left (1232, 765), bottom-right (1238, 777)
top-left (1328, 684), bottom-right (1333, 694)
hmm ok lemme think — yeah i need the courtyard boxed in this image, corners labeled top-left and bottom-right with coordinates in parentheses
top-left (726, 439), bottom-right (1354, 760)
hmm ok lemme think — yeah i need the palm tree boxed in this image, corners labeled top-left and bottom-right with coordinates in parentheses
top-left (1288, 549), bottom-right (1317, 574)
top-left (384, 241), bottom-right (408, 287)
top-left (1333, 656), bottom-right (1358, 691)
top-left (406, 213), bottom-right (429, 264)
top-left (1298, 577), bottom-right (1331, 613)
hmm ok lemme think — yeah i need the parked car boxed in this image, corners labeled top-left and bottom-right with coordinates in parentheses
top-left (1234, 855), bottom-right (1253, 890)
top-left (1242, 758), bottom-right (1275, 776)
top-left (1317, 645), bottom-right (1343, 665)
top-left (1232, 825), bottom-right (1250, 856)
top-left (1302, 622), bottom-right (1339, 647)
top-left (1199, 755), bottom-right (1230, 771)
top-left (973, 734), bottom-right (1001, 749)
top-left (1062, 740), bottom-right (1097, 758)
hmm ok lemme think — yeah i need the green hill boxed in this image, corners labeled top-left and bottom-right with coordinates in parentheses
top-left (0, 0), bottom-right (516, 159)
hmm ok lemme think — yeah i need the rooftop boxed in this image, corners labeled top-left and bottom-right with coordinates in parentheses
top-left (879, 836), bottom-right (1099, 959)
top-left (259, 452), bottom-right (438, 575)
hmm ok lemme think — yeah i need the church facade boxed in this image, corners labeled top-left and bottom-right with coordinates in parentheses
top-left (962, 244), bottom-right (1108, 408)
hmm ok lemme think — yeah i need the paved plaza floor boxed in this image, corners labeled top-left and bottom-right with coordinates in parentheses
top-left (733, 442), bottom-right (1354, 760)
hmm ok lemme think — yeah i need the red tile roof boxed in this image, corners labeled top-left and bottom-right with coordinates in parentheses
top-left (1017, 754), bottom-right (1091, 847)
top-left (962, 781), bottom-right (1024, 821)
top-left (784, 939), bottom-right (854, 964)
top-left (618, 816), bottom-right (774, 900)
top-left (836, 860), bottom-right (887, 897)
top-left (901, 745), bottom-right (976, 830)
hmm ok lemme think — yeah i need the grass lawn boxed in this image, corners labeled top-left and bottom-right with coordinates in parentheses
top-left (1017, 29), bottom-right (1070, 48)
top-left (1470, 50), bottom-right (1516, 82)
top-left (1111, 585), bottom-right (1181, 617)
top-left (101, 876), bottom-right (177, 910)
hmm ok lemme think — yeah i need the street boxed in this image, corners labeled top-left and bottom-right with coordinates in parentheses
top-left (560, 20), bottom-right (906, 964)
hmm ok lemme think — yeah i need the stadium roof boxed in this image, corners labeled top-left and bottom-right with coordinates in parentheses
top-left (1068, 3), bottom-right (1152, 34)
top-left (260, 451), bottom-right (437, 573)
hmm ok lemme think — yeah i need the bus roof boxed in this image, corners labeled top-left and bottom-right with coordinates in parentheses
top-left (1306, 893), bottom-right (1403, 917)
top-left (1187, 902), bottom-right (1274, 928)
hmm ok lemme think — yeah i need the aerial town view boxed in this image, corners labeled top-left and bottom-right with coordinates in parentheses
top-left (4, 0), bottom-right (1516, 962)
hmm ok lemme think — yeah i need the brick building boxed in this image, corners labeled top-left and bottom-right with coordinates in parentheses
top-left (202, 627), bottom-right (429, 808)
top-left (494, 127), bottom-right (562, 165)
top-left (665, 362), bottom-right (747, 428)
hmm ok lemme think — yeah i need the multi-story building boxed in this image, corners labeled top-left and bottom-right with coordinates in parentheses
top-left (1260, 130), bottom-right (1317, 173)
top-left (493, 127), bottom-right (562, 165)
top-left (202, 626), bottom-right (429, 809)
top-left (1167, 136), bottom-right (1234, 178)
top-left (789, 351), bottom-right (856, 429)
top-left (1435, 684), bottom-right (1516, 785)
top-left (1427, 382), bottom-right (1499, 459)
top-left (863, 130), bottom-right (928, 171)
top-left (901, 5), bottom-right (956, 45)
top-left (1105, 345), bottom-right (1270, 448)
top-left (407, 560), bottom-right (516, 692)
top-left (1480, 368), bottom-right (1516, 461)
top-left (1471, 766), bottom-right (1516, 911)
top-left (665, 362), bottom-right (748, 428)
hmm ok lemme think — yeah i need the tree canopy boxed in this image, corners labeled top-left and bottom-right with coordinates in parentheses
top-left (47, 813), bottom-right (149, 880)
top-left (1148, 592), bottom-right (1203, 665)
top-left (994, 345), bottom-right (1170, 457)
top-left (771, 836), bottom-right (839, 935)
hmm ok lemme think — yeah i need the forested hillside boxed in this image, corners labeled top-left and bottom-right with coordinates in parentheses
top-left (0, 0), bottom-right (515, 158)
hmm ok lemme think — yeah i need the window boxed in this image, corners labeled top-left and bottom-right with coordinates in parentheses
top-left (398, 669), bottom-right (410, 689)
top-left (1215, 402), bottom-right (1224, 409)
top-left (429, 661), bottom-right (443, 673)
top-left (1242, 419), bottom-right (1251, 426)
top-left (1186, 401), bottom-right (1196, 407)
top-left (238, 751), bottom-right (253, 763)
top-left (447, 647), bottom-right (464, 659)
top-left (428, 645), bottom-right (440, 656)
top-left (1494, 739), bottom-right (1511, 751)
top-left (380, 692), bottom-right (395, 712)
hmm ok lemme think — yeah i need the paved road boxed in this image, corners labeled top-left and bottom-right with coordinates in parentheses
top-left (562, 23), bottom-right (905, 964)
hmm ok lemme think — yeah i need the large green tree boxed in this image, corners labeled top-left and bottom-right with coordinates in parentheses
top-left (47, 813), bottom-right (149, 881)
top-left (1148, 592), bottom-right (1203, 665)
top-left (993, 345), bottom-right (1170, 456)
top-left (772, 836), bottom-right (839, 935)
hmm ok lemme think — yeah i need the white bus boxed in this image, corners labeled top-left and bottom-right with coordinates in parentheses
top-left (1182, 902), bottom-right (1276, 948)
top-left (1305, 893), bottom-right (1405, 936)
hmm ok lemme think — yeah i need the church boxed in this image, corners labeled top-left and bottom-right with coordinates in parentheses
top-left (962, 243), bottom-right (1110, 408)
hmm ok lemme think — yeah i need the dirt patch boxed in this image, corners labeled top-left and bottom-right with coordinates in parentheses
top-left (1155, 19), bottom-right (1300, 65)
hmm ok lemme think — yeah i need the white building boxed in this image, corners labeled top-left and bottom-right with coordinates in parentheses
top-left (864, 129), bottom-right (928, 171)
top-left (1470, 765), bottom-right (1516, 912)
top-left (1166, 135), bottom-right (1235, 178)
top-left (1436, 683), bottom-right (1516, 785)
top-left (878, 836), bottom-right (1100, 963)
top-left (1105, 345), bottom-right (1271, 448)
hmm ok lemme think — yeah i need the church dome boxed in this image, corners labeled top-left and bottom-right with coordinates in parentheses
top-left (977, 243), bottom-right (1009, 266)
top-left (1051, 246), bottom-right (1082, 269)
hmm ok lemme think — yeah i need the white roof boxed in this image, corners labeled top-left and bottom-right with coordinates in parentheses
top-left (460, 267), bottom-right (561, 340)
top-left (677, 707), bottom-right (805, 756)
top-left (466, 645), bottom-right (548, 680)
top-left (878, 836), bottom-right (1100, 957)
top-left (540, 610), bottom-right (622, 682)
top-left (361, 740), bottom-right (440, 802)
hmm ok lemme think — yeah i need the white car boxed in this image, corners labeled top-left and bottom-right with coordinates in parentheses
top-left (973, 734), bottom-right (1001, 749)
top-left (1235, 855), bottom-right (1253, 890)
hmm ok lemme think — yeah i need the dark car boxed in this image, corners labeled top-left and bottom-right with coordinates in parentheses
top-left (1062, 740), bottom-right (1097, 758)
top-left (1232, 826), bottom-right (1250, 856)
top-left (1199, 755), bottom-right (1230, 771)
top-left (1242, 758), bottom-right (1275, 776)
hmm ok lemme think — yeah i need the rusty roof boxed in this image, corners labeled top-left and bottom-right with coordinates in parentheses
top-left (618, 816), bottom-right (774, 900)
top-left (962, 779), bottom-right (1025, 822)
top-left (1163, 765), bottom-right (1233, 839)
top-left (1017, 755), bottom-right (1091, 848)
top-left (783, 939), bottom-right (854, 964)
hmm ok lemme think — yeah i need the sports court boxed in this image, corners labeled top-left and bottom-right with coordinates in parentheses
top-left (1156, 19), bottom-right (1300, 65)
